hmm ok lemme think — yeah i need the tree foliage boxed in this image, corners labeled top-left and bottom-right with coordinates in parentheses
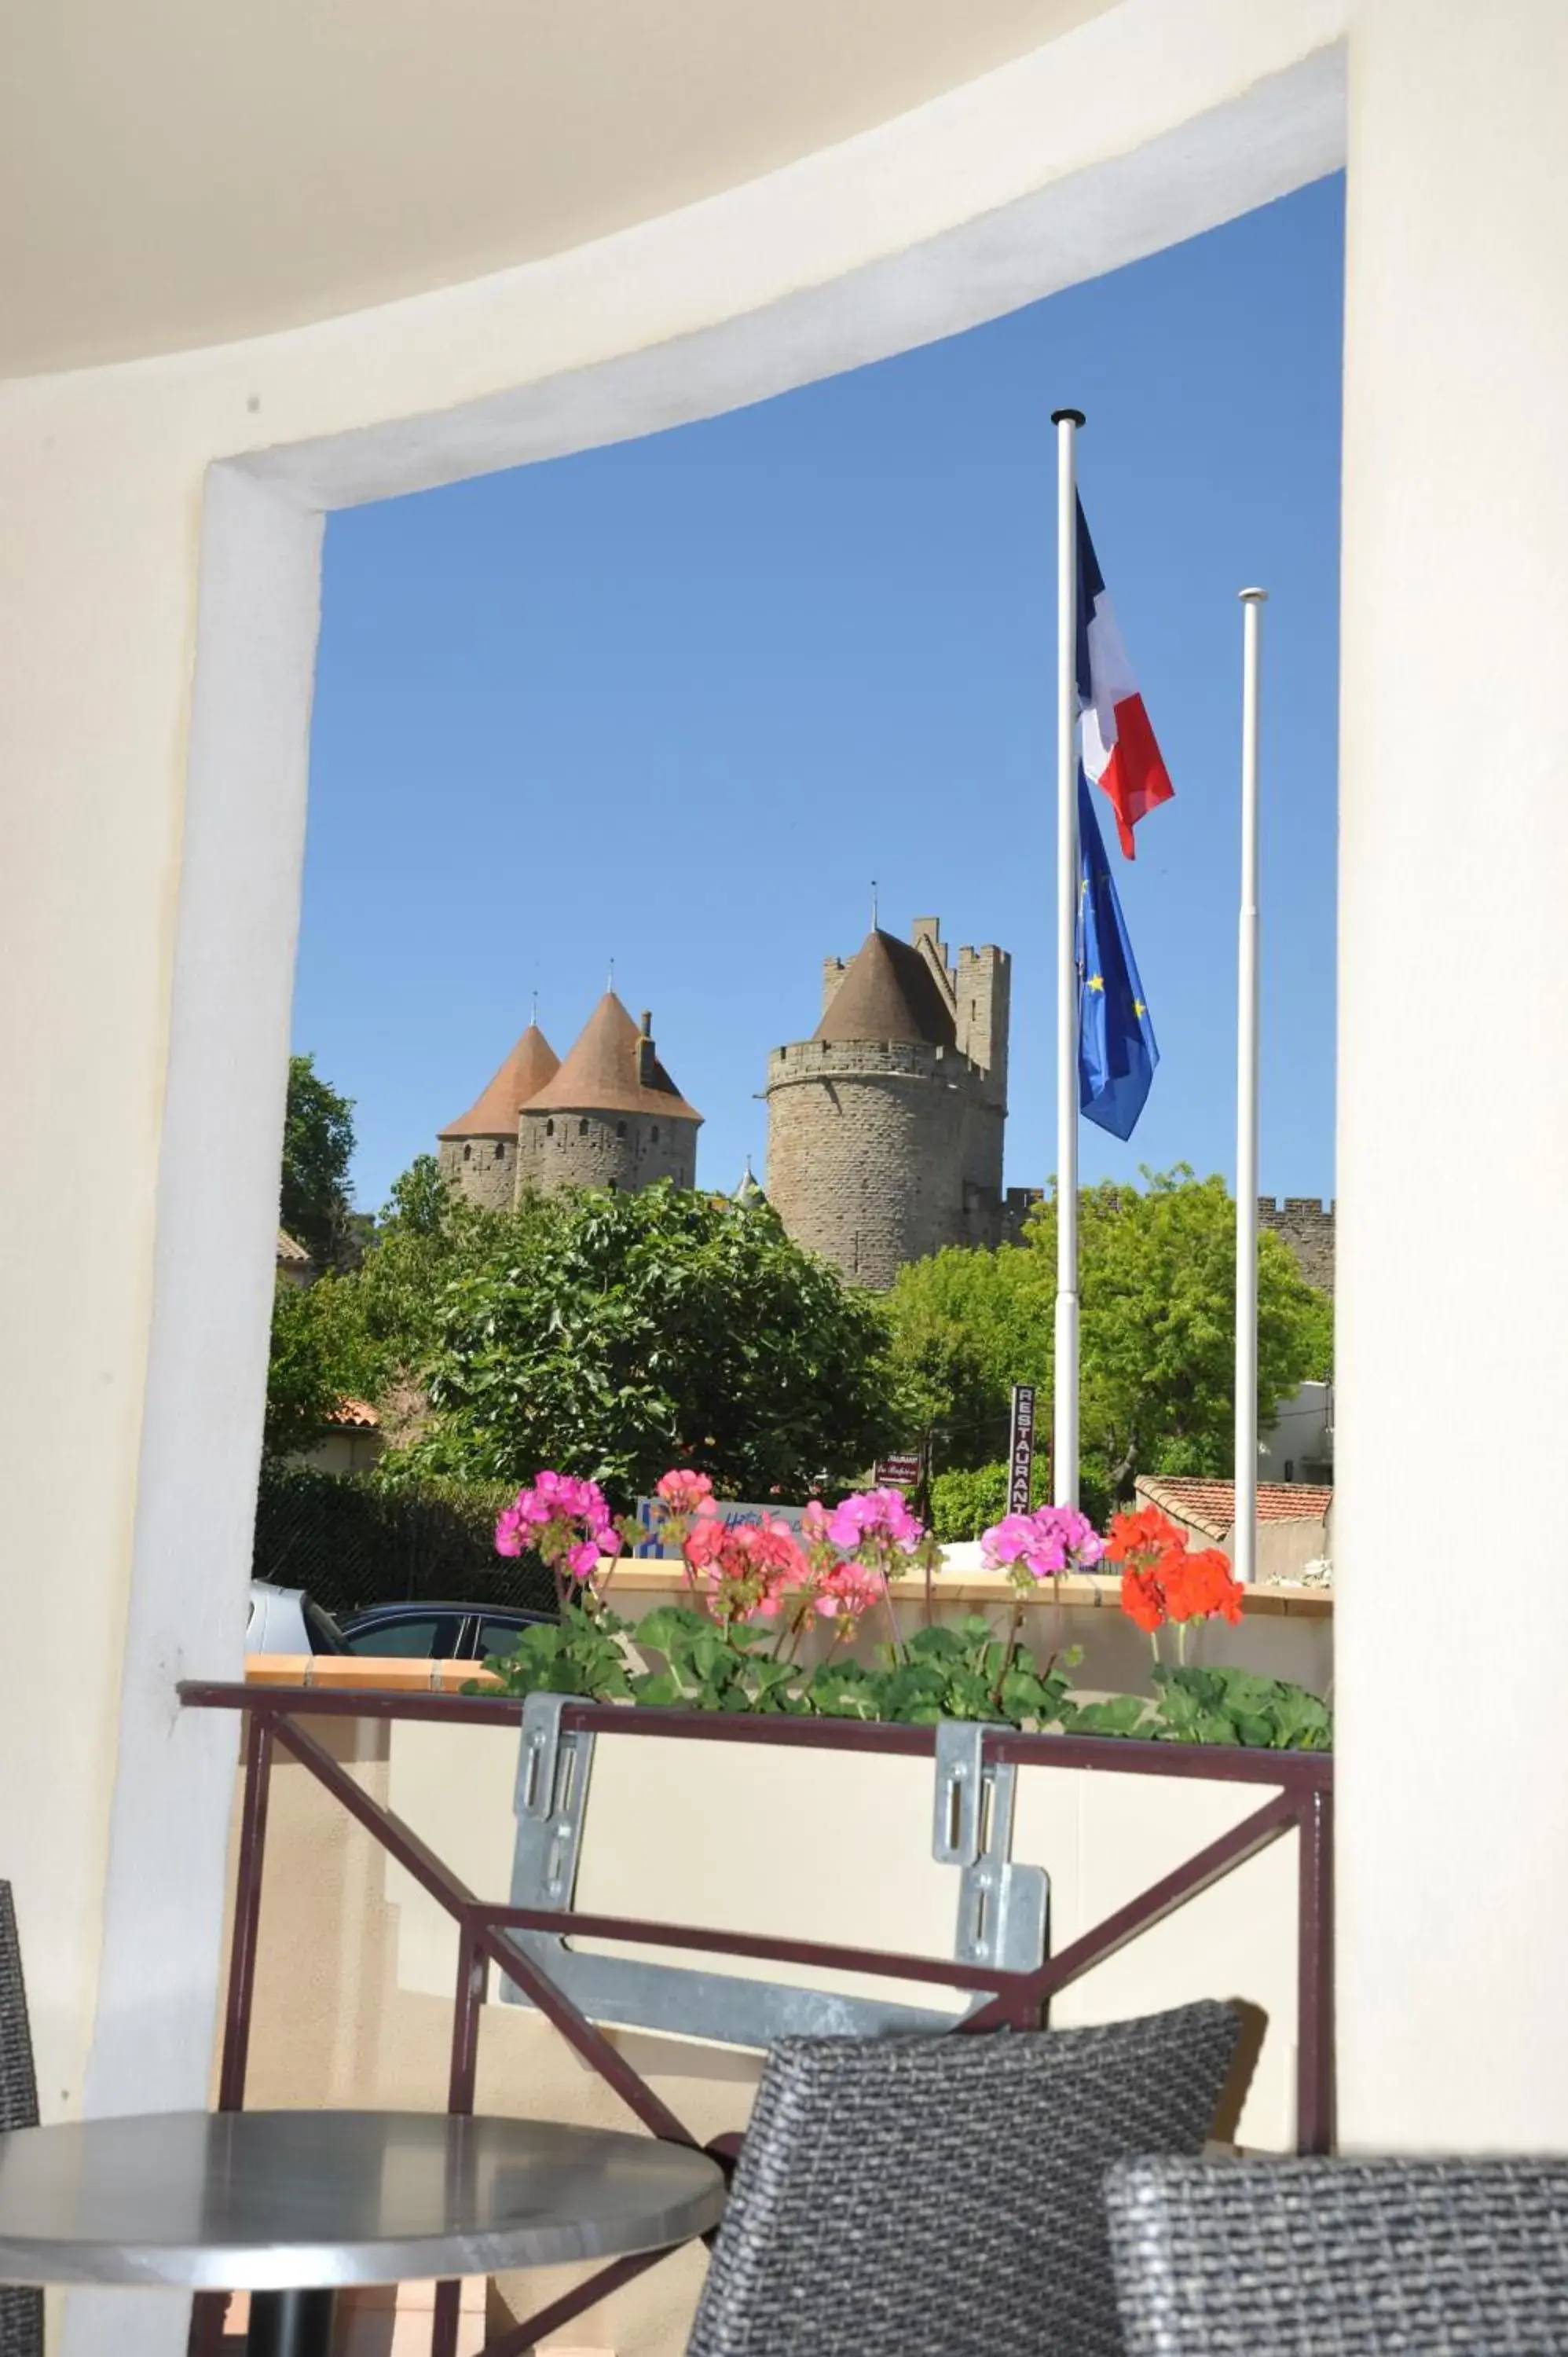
top-left (408, 1181), bottom-right (903, 1504)
top-left (264, 1152), bottom-right (519, 1457)
top-left (929, 1461), bottom-right (1022, 1543)
top-left (280, 1054), bottom-right (357, 1271)
top-left (263, 1274), bottom-right (383, 1457)
top-left (887, 1168), bottom-right (1332, 1515)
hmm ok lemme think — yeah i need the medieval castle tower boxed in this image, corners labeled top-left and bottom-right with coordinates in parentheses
top-left (434, 948), bottom-right (1335, 1301)
top-left (438, 995), bottom-right (701, 1207)
top-left (764, 916), bottom-right (1033, 1291)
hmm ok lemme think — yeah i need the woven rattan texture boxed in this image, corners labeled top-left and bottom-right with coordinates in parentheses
top-left (1109, 2156), bottom-right (1568, 2356)
top-left (687, 2000), bottom-right (1240, 2357)
top-left (0, 1884), bottom-right (42, 2357)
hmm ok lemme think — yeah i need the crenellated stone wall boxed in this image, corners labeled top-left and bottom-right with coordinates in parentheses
top-left (1258, 1197), bottom-right (1335, 1294)
top-left (768, 922), bottom-right (1013, 1288)
top-left (764, 1039), bottom-right (970, 1288)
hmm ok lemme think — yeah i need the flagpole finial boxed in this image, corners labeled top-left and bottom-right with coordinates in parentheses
top-left (1239, 586), bottom-right (1269, 603)
top-left (1051, 408), bottom-right (1086, 427)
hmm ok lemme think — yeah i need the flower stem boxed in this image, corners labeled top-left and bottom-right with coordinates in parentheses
top-left (881, 1567), bottom-right (904, 1668)
top-left (992, 1593), bottom-right (1024, 1708)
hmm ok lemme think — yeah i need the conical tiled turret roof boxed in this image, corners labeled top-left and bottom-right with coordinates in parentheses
top-left (526, 993), bottom-right (702, 1124)
top-left (439, 1021), bottom-right (559, 1138)
top-left (814, 929), bottom-right (957, 1049)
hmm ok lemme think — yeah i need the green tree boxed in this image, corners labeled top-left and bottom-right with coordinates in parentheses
top-left (887, 1168), bottom-right (1332, 1515)
top-left (262, 1274), bottom-right (383, 1457)
top-left (280, 1054), bottom-right (357, 1271)
top-left (264, 1153), bottom-right (524, 1454)
top-left (407, 1181), bottom-right (903, 1502)
top-left (351, 1155), bottom-right (515, 1370)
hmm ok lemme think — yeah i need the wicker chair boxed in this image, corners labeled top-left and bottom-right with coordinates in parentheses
top-left (1108, 2154), bottom-right (1568, 2356)
top-left (0, 1883), bottom-right (42, 2357)
top-left (687, 2000), bottom-right (1240, 2357)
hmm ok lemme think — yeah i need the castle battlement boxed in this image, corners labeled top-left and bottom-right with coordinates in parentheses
top-left (764, 916), bottom-right (1011, 1289)
top-left (1258, 1197), bottom-right (1335, 1294)
top-left (766, 1037), bottom-right (975, 1087)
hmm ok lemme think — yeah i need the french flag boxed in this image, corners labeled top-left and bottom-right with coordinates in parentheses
top-left (1075, 496), bottom-right (1174, 858)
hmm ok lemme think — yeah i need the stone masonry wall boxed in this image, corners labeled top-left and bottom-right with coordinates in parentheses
top-left (438, 1134), bottom-right (518, 1213)
top-left (954, 943), bottom-right (1009, 1104)
top-left (1258, 1197), bottom-right (1335, 1294)
top-left (765, 1039), bottom-right (971, 1289)
top-left (517, 1109), bottom-right (698, 1199)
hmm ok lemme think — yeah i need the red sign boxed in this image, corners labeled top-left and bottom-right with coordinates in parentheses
top-left (874, 1453), bottom-right (924, 1492)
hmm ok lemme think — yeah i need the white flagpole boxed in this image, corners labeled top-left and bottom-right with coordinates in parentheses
top-left (1052, 408), bottom-right (1085, 1508)
top-left (1234, 588), bottom-right (1267, 1582)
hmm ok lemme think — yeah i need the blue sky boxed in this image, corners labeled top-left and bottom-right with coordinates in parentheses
top-left (296, 174), bottom-right (1343, 1218)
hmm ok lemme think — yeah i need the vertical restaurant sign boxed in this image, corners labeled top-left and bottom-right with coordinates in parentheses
top-left (1006, 1384), bottom-right (1037, 1514)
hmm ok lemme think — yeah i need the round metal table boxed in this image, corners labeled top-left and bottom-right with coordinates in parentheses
top-left (0, 2110), bottom-right (727, 2355)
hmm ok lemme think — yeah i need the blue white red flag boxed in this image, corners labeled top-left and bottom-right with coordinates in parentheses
top-left (1075, 497), bottom-right (1174, 859)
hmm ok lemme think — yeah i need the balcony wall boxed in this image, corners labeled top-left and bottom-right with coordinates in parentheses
top-left (228, 1589), bottom-right (1328, 2352)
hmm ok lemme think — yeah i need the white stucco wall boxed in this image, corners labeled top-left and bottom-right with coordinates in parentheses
top-left (1334, 0), bottom-right (1568, 2150)
top-left (0, 41), bottom-right (1346, 2324)
top-left (31, 0), bottom-right (1568, 2334)
top-left (1258, 1379), bottom-right (1332, 1481)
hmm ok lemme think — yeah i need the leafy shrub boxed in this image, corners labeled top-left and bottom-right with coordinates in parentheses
top-left (929, 1462), bottom-right (1013, 1541)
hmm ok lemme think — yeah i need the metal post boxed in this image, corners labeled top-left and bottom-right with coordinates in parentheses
top-left (219, 1710), bottom-right (275, 2110)
top-left (433, 1924), bottom-right (488, 2357)
top-left (1296, 1783), bottom-right (1336, 2154)
top-left (246, 2289), bottom-right (335, 2357)
top-left (1234, 588), bottom-right (1267, 1582)
top-left (1052, 407), bottom-right (1085, 1506)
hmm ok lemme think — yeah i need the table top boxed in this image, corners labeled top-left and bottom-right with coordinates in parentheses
top-left (0, 2110), bottom-right (727, 2291)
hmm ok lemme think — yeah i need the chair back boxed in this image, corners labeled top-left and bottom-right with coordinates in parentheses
top-left (687, 1999), bottom-right (1240, 2357)
top-left (0, 1883), bottom-right (42, 2357)
top-left (1108, 2154), bottom-right (1568, 2355)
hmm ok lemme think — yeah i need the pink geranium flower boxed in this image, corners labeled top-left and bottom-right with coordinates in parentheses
top-left (814, 1558), bottom-right (887, 1622)
top-left (656, 1468), bottom-right (715, 1515)
top-left (495, 1467), bottom-right (625, 1596)
top-left (980, 1503), bottom-right (1105, 1585)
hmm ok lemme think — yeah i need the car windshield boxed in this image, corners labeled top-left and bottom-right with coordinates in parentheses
top-left (301, 1596), bottom-right (350, 1655)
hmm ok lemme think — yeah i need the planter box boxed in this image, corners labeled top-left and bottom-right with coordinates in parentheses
top-left (595, 1558), bottom-right (1332, 1699)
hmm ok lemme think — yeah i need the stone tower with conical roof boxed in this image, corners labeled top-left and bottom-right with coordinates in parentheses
top-left (764, 917), bottom-right (1013, 1289)
top-left (518, 994), bottom-right (702, 1197)
top-left (437, 1020), bottom-right (559, 1210)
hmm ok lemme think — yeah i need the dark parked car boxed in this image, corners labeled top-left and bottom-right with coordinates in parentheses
top-left (338, 1601), bottom-right (555, 1662)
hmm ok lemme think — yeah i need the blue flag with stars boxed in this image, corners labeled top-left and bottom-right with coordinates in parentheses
top-left (1077, 766), bottom-right (1158, 1138)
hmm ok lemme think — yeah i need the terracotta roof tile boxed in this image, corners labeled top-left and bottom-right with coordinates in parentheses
top-left (526, 993), bottom-right (702, 1124)
top-left (815, 929), bottom-right (957, 1049)
top-left (1137, 1475), bottom-right (1333, 1540)
top-left (276, 1228), bottom-right (310, 1266)
top-left (439, 1022), bottom-right (559, 1138)
top-left (326, 1397), bottom-right (380, 1429)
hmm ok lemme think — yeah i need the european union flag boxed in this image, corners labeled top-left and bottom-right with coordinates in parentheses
top-left (1077, 767), bottom-right (1158, 1139)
